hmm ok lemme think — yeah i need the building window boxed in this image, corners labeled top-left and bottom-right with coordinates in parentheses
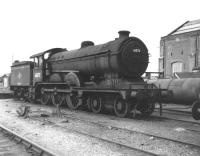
top-left (172, 62), bottom-right (183, 74)
top-left (171, 52), bottom-right (173, 57)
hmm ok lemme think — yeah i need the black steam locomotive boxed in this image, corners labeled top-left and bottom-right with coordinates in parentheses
top-left (10, 31), bottom-right (159, 118)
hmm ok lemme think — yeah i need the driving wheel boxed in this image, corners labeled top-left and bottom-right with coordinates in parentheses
top-left (114, 95), bottom-right (130, 118)
top-left (90, 95), bottom-right (102, 114)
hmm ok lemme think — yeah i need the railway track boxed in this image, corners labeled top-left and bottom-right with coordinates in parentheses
top-left (15, 99), bottom-right (199, 126)
top-left (20, 100), bottom-right (200, 146)
top-left (60, 113), bottom-right (200, 149)
top-left (151, 115), bottom-right (200, 134)
top-left (28, 109), bottom-right (200, 156)
top-left (155, 107), bottom-right (192, 116)
top-left (153, 109), bottom-right (200, 126)
top-left (30, 116), bottom-right (157, 156)
top-left (60, 125), bottom-right (157, 156)
top-left (0, 124), bottom-right (56, 156)
top-left (153, 114), bottom-right (200, 126)
top-left (4, 100), bottom-right (200, 155)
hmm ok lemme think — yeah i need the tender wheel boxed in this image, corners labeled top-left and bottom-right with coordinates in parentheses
top-left (13, 90), bottom-right (18, 98)
top-left (139, 100), bottom-right (155, 117)
top-left (40, 93), bottom-right (51, 105)
top-left (24, 90), bottom-right (31, 102)
top-left (66, 94), bottom-right (80, 110)
top-left (52, 94), bottom-right (64, 106)
top-left (192, 101), bottom-right (200, 120)
top-left (90, 96), bottom-right (102, 114)
top-left (114, 96), bottom-right (130, 118)
top-left (17, 88), bottom-right (23, 98)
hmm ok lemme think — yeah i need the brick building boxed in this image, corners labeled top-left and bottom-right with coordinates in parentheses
top-left (159, 19), bottom-right (200, 78)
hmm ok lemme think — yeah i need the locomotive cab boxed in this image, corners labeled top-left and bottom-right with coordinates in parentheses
top-left (30, 48), bottom-right (67, 85)
top-left (31, 52), bottom-right (47, 85)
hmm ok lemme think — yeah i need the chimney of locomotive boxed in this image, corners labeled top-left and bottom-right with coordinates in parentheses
top-left (81, 41), bottom-right (94, 48)
top-left (118, 30), bottom-right (130, 38)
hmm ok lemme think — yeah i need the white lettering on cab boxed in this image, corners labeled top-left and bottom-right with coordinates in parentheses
top-left (35, 73), bottom-right (41, 78)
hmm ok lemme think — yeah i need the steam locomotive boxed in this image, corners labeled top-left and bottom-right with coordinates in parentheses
top-left (10, 31), bottom-right (160, 118)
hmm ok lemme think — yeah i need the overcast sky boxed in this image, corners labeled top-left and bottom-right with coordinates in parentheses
top-left (0, 0), bottom-right (199, 75)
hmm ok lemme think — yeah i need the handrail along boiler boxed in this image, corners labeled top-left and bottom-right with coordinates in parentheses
top-left (10, 31), bottom-right (160, 118)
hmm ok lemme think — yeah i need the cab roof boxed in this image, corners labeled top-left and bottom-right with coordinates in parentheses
top-left (30, 48), bottom-right (67, 58)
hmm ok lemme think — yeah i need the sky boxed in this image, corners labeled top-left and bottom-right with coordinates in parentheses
top-left (0, 0), bottom-right (199, 75)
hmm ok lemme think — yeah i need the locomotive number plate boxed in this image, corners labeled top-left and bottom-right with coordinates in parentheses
top-left (133, 49), bottom-right (141, 52)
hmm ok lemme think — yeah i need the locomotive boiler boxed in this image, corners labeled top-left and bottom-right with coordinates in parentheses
top-left (48, 31), bottom-right (148, 79)
top-left (10, 31), bottom-right (160, 118)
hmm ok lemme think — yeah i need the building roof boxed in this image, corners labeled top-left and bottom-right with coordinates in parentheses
top-left (168, 19), bottom-right (200, 36)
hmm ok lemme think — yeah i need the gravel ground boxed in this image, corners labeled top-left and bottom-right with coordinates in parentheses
top-left (0, 99), bottom-right (200, 156)
top-left (0, 99), bottom-right (150, 156)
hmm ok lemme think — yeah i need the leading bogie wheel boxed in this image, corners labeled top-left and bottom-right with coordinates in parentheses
top-left (192, 101), bottom-right (200, 120)
top-left (114, 96), bottom-right (130, 118)
top-left (90, 95), bottom-right (103, 114)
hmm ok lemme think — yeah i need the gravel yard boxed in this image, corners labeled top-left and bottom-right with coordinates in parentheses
top-left (0, 99), bottom-right (200, 156)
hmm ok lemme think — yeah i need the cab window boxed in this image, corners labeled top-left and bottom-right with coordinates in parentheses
top-left (34, 57), bottom-right (39, 67)
top-left (34, 56), bottom-right (43, 68)
top-left (38, 56), bottom-right (43, 67)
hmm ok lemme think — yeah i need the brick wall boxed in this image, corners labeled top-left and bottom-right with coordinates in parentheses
top-left (160, 31), bottom-right (200, 78)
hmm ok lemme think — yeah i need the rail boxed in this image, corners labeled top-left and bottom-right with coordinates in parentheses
top-left (0, 124), bottom-right (56, 156)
